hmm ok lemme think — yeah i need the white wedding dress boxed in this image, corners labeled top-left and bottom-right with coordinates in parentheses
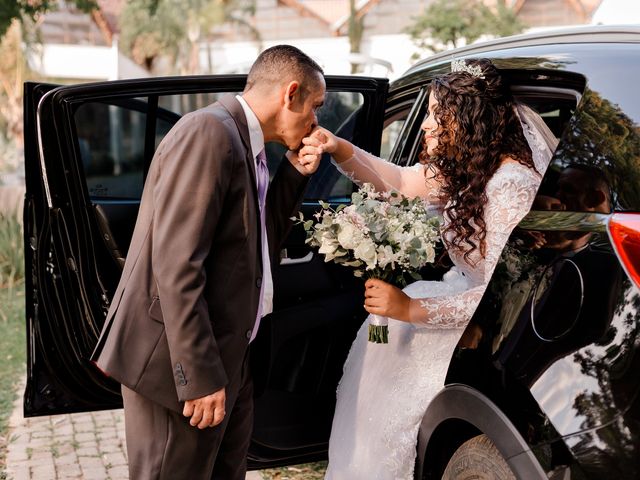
top-left (325, 105), bottom-right (556, 480)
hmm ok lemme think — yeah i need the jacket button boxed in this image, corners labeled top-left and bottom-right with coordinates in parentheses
top-left (246, 329), bottom-right (252, 339)
top-left (256, 277), bottom-right (262, 288)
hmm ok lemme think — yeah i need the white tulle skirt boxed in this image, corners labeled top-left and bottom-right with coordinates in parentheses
top-left (325, 276), bottom-right (467, 480)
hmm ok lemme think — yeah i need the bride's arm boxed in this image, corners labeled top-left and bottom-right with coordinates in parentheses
top-left (336, 144), bottom-right (442, 204)
top-left (407, 283), bottom-right (487, 329)
top-left (394, 169), bottom-right (541, 329)
top-left (302, 129), bottom-right (443, 204)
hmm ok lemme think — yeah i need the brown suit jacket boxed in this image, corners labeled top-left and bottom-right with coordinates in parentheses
top-left (91, 95), bottom-right (309, 412)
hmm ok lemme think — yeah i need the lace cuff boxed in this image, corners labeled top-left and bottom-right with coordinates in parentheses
top-left (408, 282), bottom-right (486, 329)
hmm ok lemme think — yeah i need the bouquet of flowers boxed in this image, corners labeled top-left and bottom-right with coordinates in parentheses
top-left (296, 183), bottom-right (441, 343)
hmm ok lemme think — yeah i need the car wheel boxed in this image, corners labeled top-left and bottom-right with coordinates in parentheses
top-left (442, 434), bottom-right (516, 480)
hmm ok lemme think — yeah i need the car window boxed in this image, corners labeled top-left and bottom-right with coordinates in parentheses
top-left (383, 90), bottom-right (428, 167)
top-left (73, 91), bottom-right (364, 202)
top-left (155, 92), bottom-right (235, 149)
top-left (74, 99), bottom-right (149, 199)
top-left (380, 117), bottom-right (406, 160)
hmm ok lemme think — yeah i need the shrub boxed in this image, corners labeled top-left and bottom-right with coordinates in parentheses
top-left (0, 212), bottom-right (24, 288)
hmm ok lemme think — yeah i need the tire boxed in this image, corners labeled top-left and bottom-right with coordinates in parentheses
top-left (442, 434), bottom-right (516, 480)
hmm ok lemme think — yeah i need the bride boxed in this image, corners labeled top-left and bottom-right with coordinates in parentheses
top-left (296, 59), bottom-right (558, 479)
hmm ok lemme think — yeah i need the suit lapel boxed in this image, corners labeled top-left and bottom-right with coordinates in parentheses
top-left (217, 94), bottom-right (264, 271)
top-left (218, 95), bottom-right (259, 200)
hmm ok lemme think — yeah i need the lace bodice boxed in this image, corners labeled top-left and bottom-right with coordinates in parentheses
top-left (334, 147), bottom-right (542, 329)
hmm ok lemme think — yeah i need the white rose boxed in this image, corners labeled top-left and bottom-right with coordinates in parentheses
top-left (337, 222), bottom-right (358, 250)
top-left (354, 239), bottom-right (377, 268)
top-left (377, 245), bottom-right (397, 269)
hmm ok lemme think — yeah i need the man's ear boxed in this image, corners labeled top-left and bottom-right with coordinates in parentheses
top-left (283, 81), bottom-right (300, 109)
top-left (586, 189), bottom-right (607, 210)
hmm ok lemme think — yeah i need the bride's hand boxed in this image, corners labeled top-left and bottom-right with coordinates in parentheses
top-left (364, 278), bottom-right (411, 322)
top-left (303, 126), bottom-right (338, 154)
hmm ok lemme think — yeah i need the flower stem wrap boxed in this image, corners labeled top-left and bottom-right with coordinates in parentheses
top-left (368, 314), bottom-right (389, 344)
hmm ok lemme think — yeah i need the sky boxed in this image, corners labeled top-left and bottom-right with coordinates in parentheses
top-left (591, 0), bottom-right (640, 24)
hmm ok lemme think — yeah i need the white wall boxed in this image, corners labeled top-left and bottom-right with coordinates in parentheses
top-left (592, 0), bottom-right (640, 24)
top-left (202, 33), bottom-right (422, 80)
top-left (29, 38), bottom-right (149, 81)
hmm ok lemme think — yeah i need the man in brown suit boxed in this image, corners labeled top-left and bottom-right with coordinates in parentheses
top-left (91, 45), bottom-right (326, 479)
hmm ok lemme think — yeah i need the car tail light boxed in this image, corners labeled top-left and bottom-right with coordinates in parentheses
top-left (608, 213), bottom-right (640, 290)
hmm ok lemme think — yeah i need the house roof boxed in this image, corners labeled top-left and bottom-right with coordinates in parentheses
top-left (277, 0), bottom-right (381, 34)
top-left (512, 0), bottom-right (603, 18)
top-left (96, 0), bottom-right (126, 35)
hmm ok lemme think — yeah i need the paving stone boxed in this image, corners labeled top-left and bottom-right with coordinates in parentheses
top-left (56, 463), bottom-right (83, 478)
top-left (80, 454), bottom-right (105, 466)
top-left (74, 432), bottom-right (97, 443)
top-left (75, 447), bottom-right (100, 458)
top-left (96, 430), bottom-right (118, 442)
top-left (30, 428), bottom-right (53, 439)
top-left (81, 466), bottom-right (110, 479)
top-left (5, 466), bottom-right (31, 480)
top-left (5, 381), bottom-right (259, 480)
top-left (102, 450), bottom-right (127, 467)
top-left (72, 421), bottom-right (96, 433)
top-left (6, 446), bottom-right (30, 462)
top-left (29, 450), bottom-right (54, 463)
top-left (30, 463), bottom-right (57, 478)
top-left (106, 465), bottom-right (130, 479)
top-left (98, 439), bottom-right (124, 454)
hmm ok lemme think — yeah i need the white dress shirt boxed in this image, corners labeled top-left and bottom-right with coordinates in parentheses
top-left (235, 95), bottom-right (274, 326)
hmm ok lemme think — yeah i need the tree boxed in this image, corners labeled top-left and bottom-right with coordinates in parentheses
top-left (406, 0), bottom-right (525, 54)
top-left (348, 0), bottom-right (364, 74)
top-left (0, 0), bottom-right (98, 168)
top-left (119, 0), bottom-right (258, 74)
top-left (0, 0), bottom-right (97, 39)
top-left (553, 88), bottom-right (640, 210)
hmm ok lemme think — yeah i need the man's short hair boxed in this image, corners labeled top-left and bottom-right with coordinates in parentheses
top-left (245, 45), bottom-right (324, 95)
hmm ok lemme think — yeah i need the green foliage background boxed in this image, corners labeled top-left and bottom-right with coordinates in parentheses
top-left (406, 0), bottom-right (525, 54)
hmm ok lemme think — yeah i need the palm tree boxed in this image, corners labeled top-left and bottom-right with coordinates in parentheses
top-left (120, 0), bottom-right (260, 74)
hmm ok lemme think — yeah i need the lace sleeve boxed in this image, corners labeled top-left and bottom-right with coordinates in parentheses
top-left (408, 165), bottom-right (540, 329)
top-left (333, 146), bottom-right (443, 207)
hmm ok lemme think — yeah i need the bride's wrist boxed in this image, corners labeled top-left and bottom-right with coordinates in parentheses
top-left (331, 138), bottom-right (354, 163)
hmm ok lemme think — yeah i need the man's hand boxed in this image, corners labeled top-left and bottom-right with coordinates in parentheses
top-left (287, 146), bottom-right (322, 176)
top-left (183, 387), bottom-right (226, 429)
top-left (364, 278), bottom-right (411, 322)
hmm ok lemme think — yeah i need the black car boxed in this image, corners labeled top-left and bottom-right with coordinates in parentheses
top-left (23, 25), bottom-right (640, 479)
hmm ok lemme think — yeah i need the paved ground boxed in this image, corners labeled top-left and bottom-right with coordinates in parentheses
top-left (4, 385), bottom-right (262, 480)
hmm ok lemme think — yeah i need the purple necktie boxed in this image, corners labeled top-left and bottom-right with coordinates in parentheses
top-left (256, 149), bottom-right (269, 212)
top-left (251, 149), bottom-right (269, 342)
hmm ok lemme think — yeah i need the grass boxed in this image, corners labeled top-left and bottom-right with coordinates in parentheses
top-left (260, 462), bottom-right (328, 479)
top-left (0, 284), bottom-right (25, 473)
top-left (0, 212), bottom-right (26, 476)
top-left (0, 213), bottom-right (23, 290)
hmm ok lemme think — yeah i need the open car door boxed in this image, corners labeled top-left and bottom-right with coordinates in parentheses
top-left (23, 75), bottom-right (388, 468)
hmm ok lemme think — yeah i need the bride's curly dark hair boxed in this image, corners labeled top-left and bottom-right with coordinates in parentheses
top-left (420, 58), bottom-right (534, 264)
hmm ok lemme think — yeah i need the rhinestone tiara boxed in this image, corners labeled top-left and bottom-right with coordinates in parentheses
top-left (451, 59), bottom-right (485, 79)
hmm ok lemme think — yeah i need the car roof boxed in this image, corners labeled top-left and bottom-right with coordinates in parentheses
top-left (405, 24), bottom-right (640, 76)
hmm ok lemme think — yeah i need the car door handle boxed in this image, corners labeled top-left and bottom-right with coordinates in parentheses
top-left (280, 251), bottom-right (314, 265)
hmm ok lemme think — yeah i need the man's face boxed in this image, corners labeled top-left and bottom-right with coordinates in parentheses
top-left (279, 73), bottom-right (326, 150)
top-left (555, 168), bottom-right (589, 212)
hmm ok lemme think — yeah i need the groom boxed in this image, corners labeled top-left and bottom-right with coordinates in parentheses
top-left (91, 45), bottom-right (325, 479)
